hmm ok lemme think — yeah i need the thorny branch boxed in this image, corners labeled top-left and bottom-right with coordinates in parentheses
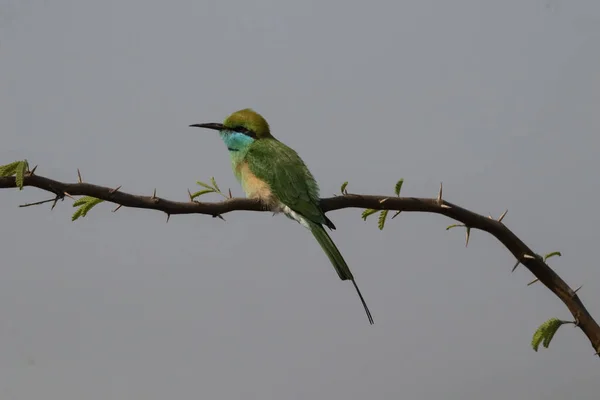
top-left (1, 172), bottom-right (599, 355)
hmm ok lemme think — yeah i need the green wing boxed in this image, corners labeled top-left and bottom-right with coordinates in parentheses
top-left (246, 139), bottom-right (372, 323)
top-left (245, 139), bottom-right (334, 228)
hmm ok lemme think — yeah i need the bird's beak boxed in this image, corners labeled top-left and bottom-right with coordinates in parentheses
top-left (189, 122), bottom-right (225, 131)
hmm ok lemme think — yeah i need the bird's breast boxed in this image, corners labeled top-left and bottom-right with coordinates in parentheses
top-left (236, 162), bottom-right (278, 207)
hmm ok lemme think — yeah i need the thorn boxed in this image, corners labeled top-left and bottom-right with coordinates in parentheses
top-left (465, 227), bottom-right (471, 247)
top-left (574, 285), bottom-right (583, 294)
top-left (498, 209), bottom-right (508, 222)
top-left (527, 278), bottom-right (539, 286)
top-left (77, 168), bottom-right (83, 183)
top-left (228, 188), bottom-right (232, 198)
top-left (187, 189), bottom-right (194, 202)
top-left (488, 214), bottom-right (494, 219)
top-left (436, 183), bottom-right (450, 207)
top-left (511, 260), bottom-right (520, 272)
top-left (166, 213), bottom-right (170, 223)
top-left (112, 204), bottom-right (123, 213)
top-left (51, 195), bottom-right (62, 210)
top-left (63, 192), bottom-right (75, 200)
top-left (391, 210), bottom-right (401, 219)
top-left (109, 185), bottom-right (122, 194)
top-left (150, 189), bottom-right (159, 203)
top-left (521, 253), bottom-right (543, 276)
top-left (213, 214), bottom-right (226, 221)
top-left (29, 165), bottom-right (38, 175)
top-left (379, 198), bottom-right (389, 204)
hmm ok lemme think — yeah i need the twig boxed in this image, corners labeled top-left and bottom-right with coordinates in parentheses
top-left (19, 197), bottom-right (58, 208)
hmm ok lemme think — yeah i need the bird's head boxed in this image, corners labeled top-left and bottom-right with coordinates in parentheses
top-left (190, 108), bottom-right (272, 139)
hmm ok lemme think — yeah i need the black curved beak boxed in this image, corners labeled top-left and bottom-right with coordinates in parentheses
top-left (189, 122), bottom-right (225, 131)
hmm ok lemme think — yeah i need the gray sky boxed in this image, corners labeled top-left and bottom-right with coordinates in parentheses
top-left (1, 0), bottom-right (599, 398)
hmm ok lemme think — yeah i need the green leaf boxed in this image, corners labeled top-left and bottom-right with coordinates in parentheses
top-left (15, 160), bottom-right (28, 190)
top-left (0, 161), bottom-right (21, 177)
top-left (0, 160), bottom-right (30, 189)
top-left (361, 209), bottom-right (378, 221)
top-left (543, 251), bottom-right (562, 262)
top-left (531, 318), bottom-right (565, 352)
top-left (71, 207), bottom-right (84, 221)
top-left (446, 224), bottom-right (465, 230)
top-left (190, 189), bottom-right (216, 199)
top-left (542, 321), bottom-right (563, 349)
top-left (72, 197), bottom-right (89, 207)
top-left (196, 180), bottom-right (213, 190)
top-left (340, 181), bottom-right (348, 194)
top-left (394, 179), bottom-right (404, 196)
top-left (378, 210), bottom-right (389, 230)
top-left (210, 176), bottom-right (221, 193)
top-left (71, 196), bottom-right (104, 221)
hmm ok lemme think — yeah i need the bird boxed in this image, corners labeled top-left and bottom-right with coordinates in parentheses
top-left (190, 109), bottom-right (373, 324)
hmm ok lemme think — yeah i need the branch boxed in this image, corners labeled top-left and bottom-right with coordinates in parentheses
top-left (1, 172), bottom-right (599, 354)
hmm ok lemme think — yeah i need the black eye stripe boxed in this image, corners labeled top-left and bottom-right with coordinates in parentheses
top-left (233, 126), bottom-right (256, 138)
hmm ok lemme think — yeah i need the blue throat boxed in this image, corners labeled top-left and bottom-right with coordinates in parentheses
top-left (219, 131), bottom-right (255, 153)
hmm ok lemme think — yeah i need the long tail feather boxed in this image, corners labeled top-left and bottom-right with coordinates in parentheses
top-left (309, 222), bottom-right (374, 325)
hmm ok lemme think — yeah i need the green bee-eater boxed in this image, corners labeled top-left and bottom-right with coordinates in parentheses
top-left (191, 109), bottom-right (373, 324)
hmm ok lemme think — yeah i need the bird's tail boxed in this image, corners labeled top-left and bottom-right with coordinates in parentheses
top-left (309, 222), bottom-right (374, 325)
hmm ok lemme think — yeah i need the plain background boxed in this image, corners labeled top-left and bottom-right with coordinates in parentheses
top-left (1, 0), bottom-right (599, 399)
